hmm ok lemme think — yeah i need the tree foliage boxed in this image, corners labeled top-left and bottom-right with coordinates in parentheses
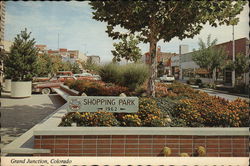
top-left (81, 58), bottom-right (100, 73)
top-left (226, 53), bottom-right (250, 76)
top-left (89, 1), bottom-right (246, 96)
top-left (5, 28), bottom-right (38, 81)
top-left (36, 54), bottom-right (53, 77)
top-left (192, 35), bottom-right (227, 79)
top-left (111, 35), bottom-right (142, 62)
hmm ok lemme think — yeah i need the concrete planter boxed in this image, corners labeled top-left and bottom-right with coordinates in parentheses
top-left (4, 79), bottom-right (11, 92)
top-left (11, 81), bottom-right (32, 98)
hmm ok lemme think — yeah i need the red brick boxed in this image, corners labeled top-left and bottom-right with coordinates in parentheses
top-left (125, 153), bottom-right (138, 156)
top-left (166, 136), bottom-right (179, 139)
top-left (40, 153), bottom-right (54, 156)
top-left (97, 153), bottom-right (111, 156)
top-left (179, 149), bottom-right (192, 154)
top-left (83, 145), bottom-right (96, 148)
top-left (34, 145), bottom-right (41, 149)
top-left (152, 148), bottom-right (162, 153)
top-left (42, 136), bottom-right (55, 139)
top-left (219, 144), bottom-right (231, 149)
top-left (70, 136), bottom-right (83, 139)
top-left (98, 135), bottom-right (111, 139)
top-left (139, 153), bottom-right (151, 156)
top-left (206, 136), bottom-right (219, 139)
top-left (54, 153), bottom-right (68, 156)
top-left (139, 139), bottom-right (152, 144)
top-left (111, 153), bottom-right (125, 156)
top-left (180, 136), bottom-right (193, 139)
top-left (153, 140), bottom-right (165, 144)
top-left (56, 136), bottom-right (69, 139)
top-left (232, 144), bottom-right (246, 148)
top-left (126, 135), bottom-right (139, 139)
top-left (41, 145), bottom-right (54, 149)
top-left (206, 140), bottom-right (219, 144)
top-left (180, 139), bottom-right (192, 144)
top-left (112, 135), bottom-right (125, 139)
top-left (194, 139), bottom-right (205, 143)
top-left (139, 135), bottom-right (152, 139)
top-left (231, 136), bottom-right (245, 140)
top-left (232, 140), bottom-right (245, 144)
top-left (55, 145), bottom-right (68, 149)
top-left (97, 140), bottom-right (111, 144)
top-left (233, 149), bottom-right (248, 153)
top-left (165, 140), bottom-right (179, 143)
top-left (220, 149), bottom-right (232, 153)
top-left (139, 145), bottom-right (152, 148)
top-left (82, 140), bottom-right (96, 144)
top-left (69, 149), bottom-right (82, 153)
top-left (220, 136), bottom-right (231, 139)
top-left (97, 144), bottom-right (110, 148)
top-left (112, 139), bottom-right (125, 144)
top-left (180, 144), bottom-right (192, 149)
top-left (139, 149), bottom-right (151, 153)
top-left (220, 140), bottom-right (231, 144)
top-left (84, 135), bottom-right (97, 139)
top-left (55, 149), bottom-right (68, 153)
top-left (165, 144), bottom-right (179, 148)
top-left (206, 153), bottom-right (219, 157)
top-left (55, 140), bottom-right (68, 144)
top-left (125, 144), bottom-right (138, 148)
top-left (111, 149), bottom-right (125, 153)
top-left (125, 149), bottom-right (138, 153)
top-left (220, 153), bottom-right (232, 157)
top-left (41, 140), bottom-right (54, 144)
top-left (82, 153), bottom-right (96, 156)
top-left (153, 135), bottom-right (165, 139)
top-left (34, 140), bottom-right (41, 145)
top-left (82, 149), bottom-right (96, 153)
top-left (233, 153), bottom-right (247, 157)
top-left (69, 139), bottom-right (82, 144)
top-left (34, 136), bottom-right (41, 139)
top-left (111, 144), bottom-right (124, 148)
top-left (207, 144), bottom-right (219, 148)
top-left (152, 145), bottom-right (165, 148)
top-left (69, 145), bottom-right (82, 149)
top-left (97, 148), bottom-right (110, 153)
top-left (193, 136), bottom-right (205, 139)
top-left (207, 149), bottom-right (219, 153)
top-left (126, 140), bottom-right (138, 143)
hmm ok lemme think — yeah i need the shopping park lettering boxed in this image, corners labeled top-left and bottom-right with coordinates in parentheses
top-left (82, 98), bottom-right (135, 106)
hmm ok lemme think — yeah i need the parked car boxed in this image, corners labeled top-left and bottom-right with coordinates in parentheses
top-left (32, 75), bottom-right (76, 94)
top-left (56, 71), bottom-right (73, 76)
top-left (159, 75), bottom-right (175, 82)
top-left (74, 73), bottom-right (95, 81)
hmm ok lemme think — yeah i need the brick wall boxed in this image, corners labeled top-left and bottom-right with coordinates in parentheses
top-left (33, 135), bottom-right (249, 157)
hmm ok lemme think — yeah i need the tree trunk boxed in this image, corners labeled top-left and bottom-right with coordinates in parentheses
top-left (212, 68), bottom-right (216, 83)
top-left (147, 39), bottom-right (157, 97)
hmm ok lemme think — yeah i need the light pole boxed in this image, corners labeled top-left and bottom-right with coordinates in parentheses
top-left (232, 25), bottom-right (235, 87)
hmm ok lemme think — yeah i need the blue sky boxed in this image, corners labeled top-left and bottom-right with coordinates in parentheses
top-left (5, 1), bottom-right (249, 63)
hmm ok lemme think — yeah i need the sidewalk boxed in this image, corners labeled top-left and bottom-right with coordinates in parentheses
top-left (0, 92), bottom-right (65, 149)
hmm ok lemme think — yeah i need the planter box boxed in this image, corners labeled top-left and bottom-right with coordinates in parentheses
top-left (4, 79), bottom-right (11, 92)
top-left (11, 81), bottom-right (32, 98)
top-left (60, 84), bottom-right (79, 96)
top-left (32, 103), bottom-right (249, 157)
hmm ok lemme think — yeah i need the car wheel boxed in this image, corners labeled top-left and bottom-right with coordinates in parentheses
top-left (41, 88), bottom-right (51, 94)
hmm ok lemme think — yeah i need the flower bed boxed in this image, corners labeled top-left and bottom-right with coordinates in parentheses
top-left (60, 81), bottom-right (249, 127)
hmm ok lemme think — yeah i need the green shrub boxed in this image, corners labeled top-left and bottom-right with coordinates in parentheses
top-left (99, 63), bottom-right (149, 90)
top-left (119, 64), bottom-right (149, 90)
top-left (120, 114), bottom-right (142, 126)
top-left (99, 63), bottom-right (121, 84)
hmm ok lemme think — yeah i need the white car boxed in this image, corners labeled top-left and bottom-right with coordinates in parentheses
top-left (160, 75), bottom-right (175, 82)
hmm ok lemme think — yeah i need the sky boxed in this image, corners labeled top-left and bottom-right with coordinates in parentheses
top-left (5, 1), bottom-right (249, 63)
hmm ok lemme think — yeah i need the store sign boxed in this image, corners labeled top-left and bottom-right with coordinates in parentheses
top-left (67, 96), bottom-right (138, 113)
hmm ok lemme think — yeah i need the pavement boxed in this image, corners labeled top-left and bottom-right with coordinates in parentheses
top-left (0, 92), bottom-right (65, 150)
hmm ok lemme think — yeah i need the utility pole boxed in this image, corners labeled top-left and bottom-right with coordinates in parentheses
top-left (232, 25), bottom-right (235, 87)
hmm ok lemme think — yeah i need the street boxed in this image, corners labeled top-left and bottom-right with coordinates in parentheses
top-left (0, 93), bottom-right (65, 149)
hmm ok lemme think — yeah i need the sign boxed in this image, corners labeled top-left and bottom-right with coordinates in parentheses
top-left (67, 96), bottom-right (139, 113)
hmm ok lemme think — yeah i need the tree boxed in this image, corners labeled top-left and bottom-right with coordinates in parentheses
top-left (36, 54), bottom-right (53, 77)
top-left (90, 1), bottom-right (246, 97)
top-left (111, 35), bottom-right (142, 63)
top-left (5, 28), bottom-right (38, 81)
top-left (192, 35), bottom-right (226, 82)
top-left (81, 58), bottom-right (100, 73)
top-left (71, 62), bottom-right (81, 74)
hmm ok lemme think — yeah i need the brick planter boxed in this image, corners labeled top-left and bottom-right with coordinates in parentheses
top-left (33, 127), bottom-right (249, 157)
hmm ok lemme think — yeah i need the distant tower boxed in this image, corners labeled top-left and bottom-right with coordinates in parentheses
top-left (0, 1), bottom-right (6, 42)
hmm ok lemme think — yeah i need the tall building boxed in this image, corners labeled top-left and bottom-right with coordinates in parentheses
top-left (87, 55), bottom-right (101, 64)
top-left (0, 1), bottom-right (6, 42)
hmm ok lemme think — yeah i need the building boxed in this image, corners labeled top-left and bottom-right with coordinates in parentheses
top-left (179, 37), bottom-right (249, 85)
top-left (87, 55), bottom-right (100, 64)
top-left (143, 46), bottom-right (178, 75)
top-left (170, 55), bottom-right (180, 79)
top-left (0, 1), bottom-right (5, 42)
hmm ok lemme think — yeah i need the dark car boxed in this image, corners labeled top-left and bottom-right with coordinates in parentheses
top-left (32, 76), bottom-right (77, 94)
